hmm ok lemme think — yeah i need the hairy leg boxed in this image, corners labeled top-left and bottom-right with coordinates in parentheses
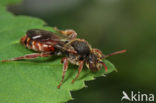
top-left (72, 61), bottom-right (84, 83)
top-left (54, 27), bottom-right (77, 39)
top-left (2, 52), bottom-right (51, 62)
top-left (57, 57), bottom-right (69, 88)
top-left (98, 61), bottom-right (108, 71)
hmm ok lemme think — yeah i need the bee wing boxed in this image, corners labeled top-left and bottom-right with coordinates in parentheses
top-left (26, 29), bottom-right (69, 44)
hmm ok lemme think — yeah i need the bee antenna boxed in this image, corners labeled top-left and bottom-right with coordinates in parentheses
top-left (104, 49), bottom-right (126, 58)
top-left (99, 61), bottom-right (107, 72)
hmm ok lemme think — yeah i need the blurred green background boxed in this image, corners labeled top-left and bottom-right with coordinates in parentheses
top-left (9, 0), bottom-right (156, 102)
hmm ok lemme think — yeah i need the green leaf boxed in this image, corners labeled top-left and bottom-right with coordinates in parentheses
top-left (0, 0), bottom-right (116, 103)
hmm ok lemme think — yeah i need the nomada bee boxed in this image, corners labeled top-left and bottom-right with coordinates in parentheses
top-left (2, 28), bottom-right (126, 88)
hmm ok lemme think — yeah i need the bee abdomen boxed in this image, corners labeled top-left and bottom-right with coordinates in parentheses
top-left (20, 36), bottom-right (55, 52)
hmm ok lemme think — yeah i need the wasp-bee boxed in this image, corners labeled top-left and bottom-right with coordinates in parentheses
top-left (2, 28), bottom-right (126, 88)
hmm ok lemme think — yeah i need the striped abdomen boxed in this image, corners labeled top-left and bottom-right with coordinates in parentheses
top-left (20, 35), bottom-right (55, 52)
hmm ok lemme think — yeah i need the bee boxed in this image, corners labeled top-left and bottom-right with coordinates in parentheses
top-left (2, 28), bottom-right (126, 88)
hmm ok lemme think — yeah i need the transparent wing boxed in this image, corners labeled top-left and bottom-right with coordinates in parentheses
top-left (26, 29), bottom-right (68, 44)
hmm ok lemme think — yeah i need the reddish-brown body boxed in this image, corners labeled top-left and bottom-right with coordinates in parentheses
top-left (2, 28), bottom-right (126, 88)
top-left (20, 35), bottom-right (55, 52)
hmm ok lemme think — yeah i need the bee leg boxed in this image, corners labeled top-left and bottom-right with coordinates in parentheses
top-left (1, 52), bottom-right (51, 62)
top-left (62, 46), bottom-right (77, 54)
top-left (57, 57), bottom-right (69, 88)
top-left (99, 61), bottom-right (108, 71)
top-left (72, 61), bottom-right (84, 83)
top-left (54, 27), bottom-right (77, 39)
top-left (55, 44), bottom-right (77, 54)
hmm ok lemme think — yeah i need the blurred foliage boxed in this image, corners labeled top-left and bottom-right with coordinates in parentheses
top-left (8, 0), bottom-right (156, 103)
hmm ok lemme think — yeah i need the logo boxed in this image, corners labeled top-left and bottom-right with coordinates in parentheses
top-left (121, 91), bottom-right (155, 102)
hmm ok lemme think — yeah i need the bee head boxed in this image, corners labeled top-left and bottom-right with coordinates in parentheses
top-left (86, 48), bottom-right (107, 72)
